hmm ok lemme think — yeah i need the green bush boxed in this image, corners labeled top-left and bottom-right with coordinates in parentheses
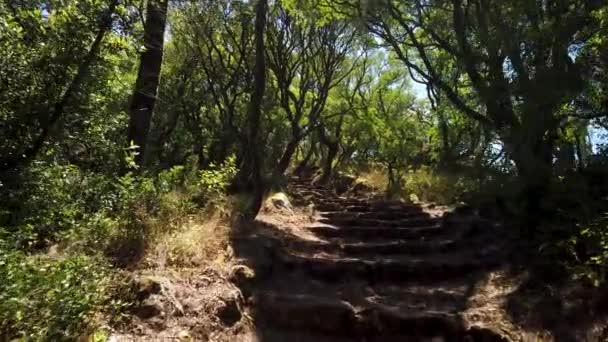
top-left (559, 214), bottom-right (608, 286)
top-left (195, 155), bottom-right (238, 207)
top-left (0, 156), bottom-right (239, 339)
top-left (0, 163), bottom-right (115, 249)
top-left (0, 247), bottom-right (113, 341)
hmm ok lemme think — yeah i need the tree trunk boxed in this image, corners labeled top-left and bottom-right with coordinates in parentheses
top-left (240, 0), bottom-right (268, 220)
top-left (575, 133), bottom-right (585, 171)
top-left (294, 144), bottom-right (315, 175)
top-left (437, 110), bottom-right (452, 167)
top-left (276, 138), bottom-right (299, 176)
top-left (127, 0), bottom-right (168, 166)
top-left (386, 162), bottom-right (401, 199)
top-left (506, 132), bottom-right (555, 234)
top-left (555, 142), bottom-right (576, 175)
top-left (319, 142), bottom-right (338, 184)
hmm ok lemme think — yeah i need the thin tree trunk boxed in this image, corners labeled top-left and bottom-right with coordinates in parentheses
top-left (241, 0), bottom-right (268, 220)
top-left (276, 139), bottom-right (299, 176)
top-left (438, 110), bottom-right (451, 167)
top-left (574, 133), bottom-right (585, 171)
top-left (319, 142), bottom-right (338, 184)
top-left (294, 144), bottom-right (315, 175)
top-left (127, 0), bottom-right (168, 166)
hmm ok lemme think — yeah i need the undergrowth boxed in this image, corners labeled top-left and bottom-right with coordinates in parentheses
top-left (0, 156), bottom-right (237, 340)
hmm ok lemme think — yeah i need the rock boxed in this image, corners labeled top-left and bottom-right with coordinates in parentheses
top-left (229, 265), bottom-right (255, 292)
top-left (264, 192), bottom-right (293, 213)
top-left (134, 294), bottom-right (165, 319)
top-left (177, 330), bottom-right (191, 340)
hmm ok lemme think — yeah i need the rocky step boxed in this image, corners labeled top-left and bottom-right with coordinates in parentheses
top-left (295, 193), bottom-right (337, 200)
top-left (322, 239), bottom-right (466, 257)
top-left (290, 184), bottom-right (330, 191)
top-left (278, 251), bottom-right (501, 283)
top-left (321, 210), bottom-right (428, 221)
top-left (290, 185), bottom-right (334, 192)
top-left (286, 227), bottom-right (483, 256)
top-left (318, 216), bottom-right (439, 228)
top-left (282, 235), bottom-right (474, 259)
top-left (252, 293), bottom-right (508, 341)
top-left (314, 202), bottom-right (422, 213)
top-left (256, 271), bottom-right (475, 308)
top-left (316, 199), bottom-right (407, 206)
top-left (307, 224), bottom-right (447, 240)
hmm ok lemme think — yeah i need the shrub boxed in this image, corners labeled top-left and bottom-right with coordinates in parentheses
top-left (559, 214), bottom-right (608, 286)
top-left (0, 156), bottom-right (239, 339)
top-left (195, 155), bottom-right (238, 207)
top-left (0, 246), bottom-right (113, 340)
top-left (0, 163), bottom-right (117, 250)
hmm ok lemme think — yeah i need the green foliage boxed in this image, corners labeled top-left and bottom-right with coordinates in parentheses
top-left (2, 0), bottom-right (608, 337)
top-left (0, 247), bottom-right (112, 341)
top-left (0, 163), bottom-right (115, 249)
top-left (0, 154), bottom-right (237, 339)
top-left (196, 155), bottom-right (238, 207)
top-left (562, 215), bottom-right (608, 287)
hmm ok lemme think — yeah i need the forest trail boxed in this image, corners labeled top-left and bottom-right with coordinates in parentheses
top-left (233, 177), bottom-right (519, 341)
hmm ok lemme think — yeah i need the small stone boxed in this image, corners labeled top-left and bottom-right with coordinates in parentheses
top-left (177, 330), bottom-right (191, 340)
top-left (265, 192), bottom-right (293, 213)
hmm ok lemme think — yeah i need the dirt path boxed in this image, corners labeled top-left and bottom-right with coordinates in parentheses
top-left (232, 177), bottom-right (520, 341)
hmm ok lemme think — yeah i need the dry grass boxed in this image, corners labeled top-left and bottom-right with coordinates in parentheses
top-left (145, 212), bottom-right (231, 269)
top-left (136, 190), bottom-right (234, 270)
top-left (355, 168), bottom-right (388, 192)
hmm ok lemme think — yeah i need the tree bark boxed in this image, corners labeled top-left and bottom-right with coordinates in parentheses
top-left (127, 0), bottom-right (168, 166)
top-left (275, 138), bottom-right (299, 176)
top-left (240, 0), bottom-right (268, 220)
top-left (317, 125), bottom-right (339, 184)
top-left (294, 144), bottom-right (315, 175)
top-left (319, 142), bottom-right (338, 184)
top-left (505, 130), bottom-right (555, 233)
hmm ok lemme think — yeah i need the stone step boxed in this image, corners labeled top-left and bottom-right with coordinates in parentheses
top-left (284, 229), bottom-right (478, 257)
top-left (317, 199), bottom-right (403, 206)
top-left (318, 217), bottom-right (439, 228)
top-left (307, 224), bottom-right (446, 240)
top-left (314, 203), bottom-right (421, 213)
top-left (273, 235), bottom-right (470, 260)
top-left (278, 252), bottom-right (501, 283)
top-left (290, 184), bottom-right (328, 190)
top-left (290, 185), bottom-right (333, 191)
top-left (295, 192), bottom-right (335, 199)
top-left (333, 239), bottom-right (464, 256)
top-left (253, 293), bottom-right (508, 341)
top-left (322, 210), bottom-right (427, 221)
